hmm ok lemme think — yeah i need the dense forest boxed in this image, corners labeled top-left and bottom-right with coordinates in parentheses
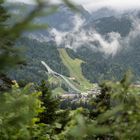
top-left (1, 0), bottom-right (140, 140)
top-left (4, 1), bottom-right (140, 85)
top-left (9, 37), bottom-right (69, 84)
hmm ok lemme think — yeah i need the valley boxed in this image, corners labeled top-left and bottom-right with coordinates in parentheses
top-left (7, 2), bottom-right (140, 93)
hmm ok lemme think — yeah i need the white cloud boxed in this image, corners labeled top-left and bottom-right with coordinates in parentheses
top-left (49, 15), bottom-right (121, 56)
top-left (8, 0), bottom-right (140, 56)
top-left (6, 0), bottom-right (34, 4)
top-left (7, 0), bottom-right (140, 11)
top-left (81, 0), bottom-right (140, 11)
top-left (122, 17), bottom-right (140, 48)
top-left (94, 32), bottom-right (121, 56)
top-left (49, 14), bottom-right (140, 57)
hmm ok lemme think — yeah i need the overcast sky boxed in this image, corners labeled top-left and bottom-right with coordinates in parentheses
top-left (7, 0), bottom-right (140, 11)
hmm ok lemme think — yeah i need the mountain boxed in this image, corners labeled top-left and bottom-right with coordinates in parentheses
top-left (9, 37), bottom-right (70, 85)
top-left (87, 16), bottom-right (132, 37)
top-left (5, 2), bottom-right (90, 29)
top-left (9, 37), bottom-right (92, 93)
top-left (89, 7), bottom-right (118, 20)
top-left (42, 4), bottom-right (90, 31)
top-left (7, 2), bottom-right (140, 85)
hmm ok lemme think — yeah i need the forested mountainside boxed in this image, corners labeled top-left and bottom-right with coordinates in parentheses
top-left (9, 37), bottom-right (93, 92)
top-left (66, 45), bottom-right (140, 83)
top-left (9, 37), bottom-right (70, 84)
top-left (2, 1), bottom-right (140, 139)
top-left (7, 2), bottom-right (140, 84)
top-left (66, 13), bottom-right (140, 83)
top-left (10, 35), bottom-right (140, 85)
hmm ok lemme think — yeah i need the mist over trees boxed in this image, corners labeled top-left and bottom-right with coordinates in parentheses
top-left (1, 0), bottom-right (140, 139)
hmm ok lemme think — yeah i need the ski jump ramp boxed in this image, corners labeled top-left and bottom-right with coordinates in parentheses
top-left (41, 61), bottom-right (81, 93)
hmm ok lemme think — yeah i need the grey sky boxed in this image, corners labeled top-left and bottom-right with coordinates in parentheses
top-left (7, 0), bottom-right (140, 11)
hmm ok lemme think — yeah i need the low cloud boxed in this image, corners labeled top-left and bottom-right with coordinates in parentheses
top-left (8, 0), bottom-right (140, 12)
top-left (49, 13), bottom-right (140, 57)
top-left (72, 0), bottom-right (140, 12)
top-left (49, 15), bottom-right (121, 56)
top-left (121, 16), bottom-right (140, 49)
top-left (27, 13), bottom-right (140, 57)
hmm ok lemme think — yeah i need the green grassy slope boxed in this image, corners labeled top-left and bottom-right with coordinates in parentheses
top-left (47, 75), bottom-right (65, 95)
top-left (58, 48), bottom-right (93, 91)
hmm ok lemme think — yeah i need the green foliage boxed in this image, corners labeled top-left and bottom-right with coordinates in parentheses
top-left (92, 75), bottom-right (140, 140)
top-left (0, 74), bottom-right (14, 92)
top-left (0, 0), bottom-right (20, 72)
top-left (0, 0), bottom-right (46, 72)
top-left (0, 84), bottom-right (43, 140)
top-left (106, 72), bottom-right (140, 140)
top-left (54, 71), bottom-right (140, 140)
top-left (37, 80), bottom-right (60, 124)
top-left (0, 0), bottom-right (9, 25)
top-left (1, 0), bottom-right (140, 139)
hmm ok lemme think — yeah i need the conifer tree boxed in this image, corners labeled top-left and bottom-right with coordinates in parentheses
top-left (0, 0), bottom-right (9, 26)
top-left (38, 80), bottom-right (60, 124)
top-left (0, 0), bottom-right (14, 91)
